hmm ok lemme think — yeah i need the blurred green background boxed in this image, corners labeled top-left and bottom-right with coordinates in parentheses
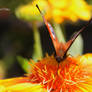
top-left (0, 0), bottom-right (92, 78)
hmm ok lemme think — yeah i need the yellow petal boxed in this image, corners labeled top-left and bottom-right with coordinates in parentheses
top-left (16, 0), bottom-right (48, 21)
top-left (0, 77), bottom-right (47, 92)
top-left (0, 77), bottom-right (29, 87)
top-left (0, 83), bottom-right (46, 92)
top-left (6, 83), bottom-right (47, 92)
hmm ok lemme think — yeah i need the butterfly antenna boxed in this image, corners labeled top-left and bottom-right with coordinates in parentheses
top-left (36, 4), bottom-right (60, 54)
top-left (36, 4), bottom-right (42, 15)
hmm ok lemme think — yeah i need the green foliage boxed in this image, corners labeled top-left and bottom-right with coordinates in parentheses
top-left (32, 23), bottom-right (43, 61)
top-left (86, 0), bottom-right (92, 4)
top-left (17, 56), bottom-right (30, 73)
top-left (68, 35), bottom-right (83, 56)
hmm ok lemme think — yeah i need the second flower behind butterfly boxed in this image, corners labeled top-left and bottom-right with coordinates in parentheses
top-left (16, 0), bottom-right (92, 23)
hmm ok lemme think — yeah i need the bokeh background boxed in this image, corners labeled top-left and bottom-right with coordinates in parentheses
top-left (0, 0), bottom-right (92, 78)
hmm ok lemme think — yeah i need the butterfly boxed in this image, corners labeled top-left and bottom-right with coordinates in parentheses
top-left (36, 4), bottom-right (92, 63)
top-left (0, 5), bottom-right (92, 92)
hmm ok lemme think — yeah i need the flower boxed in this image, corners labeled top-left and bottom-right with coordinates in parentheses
top-left (0, 53), bottom-right (92, 92)
top-left (0, 77), bottom-right (47, 92)
top-left (46, 0), bottom-right (92, 23)
top-left (16, 0), bottom-right (92, 23)
top-left (16, 0), bottom-right (48, 22)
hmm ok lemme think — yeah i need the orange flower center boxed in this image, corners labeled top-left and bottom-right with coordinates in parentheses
top-left (28, 56), bottom-right (90, 92)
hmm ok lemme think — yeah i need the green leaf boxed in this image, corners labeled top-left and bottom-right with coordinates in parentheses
top-left (68, 34), bottom-right (83, 56)
top-left (17, 56), bottom-right (30, 73)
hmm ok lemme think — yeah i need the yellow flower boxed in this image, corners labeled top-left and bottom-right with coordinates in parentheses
top-left (0, 54), bottom-right (92, 92)
top-left (46, 0), bottom-right (92, 23)
top-left (16, 0), bottom-right (92, 23)
top-left (0, 77), bottom-right (47, 92)
top-left (16, 0), bottom-right (48, 22)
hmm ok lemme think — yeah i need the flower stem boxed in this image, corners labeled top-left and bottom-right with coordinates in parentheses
top-left (32, 23), bottom-right (43, 61)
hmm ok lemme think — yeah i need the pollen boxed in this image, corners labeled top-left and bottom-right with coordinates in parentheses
top-left (28, 54), bottom-right (92, 92)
